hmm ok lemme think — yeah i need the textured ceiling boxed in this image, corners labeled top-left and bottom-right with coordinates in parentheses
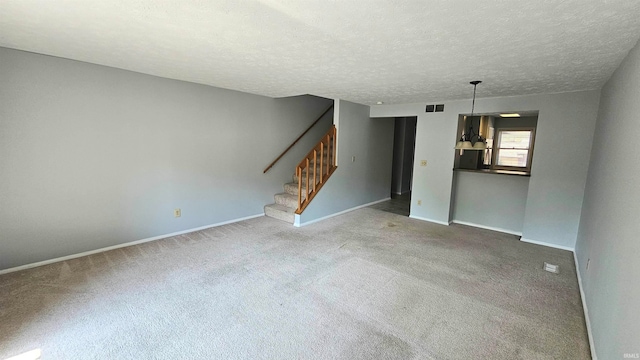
top-left (1, 1), bottom-right (640, 105)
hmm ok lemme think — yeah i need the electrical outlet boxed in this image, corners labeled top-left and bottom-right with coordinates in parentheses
top-left (417, 200), bottom-right (422, 205)
top-left (174, 208), bottom-right (181, 218)
top-left (420, 160), bottom-right (427, 166)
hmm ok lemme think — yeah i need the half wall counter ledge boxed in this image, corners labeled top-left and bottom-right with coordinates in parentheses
top-left (453, 168), bottom-right (531, 177)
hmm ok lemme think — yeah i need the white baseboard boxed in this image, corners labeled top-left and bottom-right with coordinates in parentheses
top-left (450, 220), bottom-right (522, 236)
top-left (520, 238), bottom-right (574, 252)
top-left (574, 252), bottom-right (597, 359)
top-left (0, 213), bottom-right (265, 275)
top-left (295, 197), bottom-right (390, 227)
top-left (408, 215), bottom-right (450, 226)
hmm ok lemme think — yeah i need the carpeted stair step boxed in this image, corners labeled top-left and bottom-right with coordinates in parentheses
top-left (264, 142), bottom-right (335, 225)
top-left (275, 192), bottom-right (299, 208)
top-left (297, 163), bottom-right (325, 174)
top-left (264, 203), bottom-right (295, 223)
top-left (284, 182), bottom-right (307, 197)
top-left (298, 155), bottom-right (334, 168)
top-left (294, 166), bottom-right (335, 183)
top-left (293, 173), bottom-right (314, 184)
top-left (291, 176), bottom-right (322, 190)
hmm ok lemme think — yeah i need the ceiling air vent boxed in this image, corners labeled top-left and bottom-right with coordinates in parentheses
top-left (426, 104), bottom-right (444, 112)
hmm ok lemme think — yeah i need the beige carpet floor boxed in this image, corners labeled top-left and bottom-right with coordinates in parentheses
top-left (0, 207), bottom-right (590, 359)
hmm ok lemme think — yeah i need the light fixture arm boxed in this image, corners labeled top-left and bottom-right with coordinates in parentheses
top-left (467, 80), bottom-right (483, 142)
top-left (470, 80), bottom-right (481, 117)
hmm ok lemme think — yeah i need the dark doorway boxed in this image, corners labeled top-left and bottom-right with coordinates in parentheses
top-left (391, 117), bottom-right (417, 197)
top-left (371, 117), bottom-right (416, 217)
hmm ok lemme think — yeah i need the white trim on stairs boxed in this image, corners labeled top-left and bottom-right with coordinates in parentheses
top-left (0, 213), bottom-right (265, 275)
top-left (294, 198), bottom-right (390, 227)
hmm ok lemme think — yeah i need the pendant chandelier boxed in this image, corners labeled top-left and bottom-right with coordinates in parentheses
top-left (455, 81), bottom-right (487, 150)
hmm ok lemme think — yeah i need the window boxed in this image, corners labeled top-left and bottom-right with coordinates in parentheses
top-left (491, 128), bottom-right (535, 171)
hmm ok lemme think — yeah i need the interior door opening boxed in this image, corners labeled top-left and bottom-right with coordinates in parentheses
top-left (372, 116), bottom-right (416, 216)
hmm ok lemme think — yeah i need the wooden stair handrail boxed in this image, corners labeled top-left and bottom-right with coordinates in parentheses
top-left (295, 125), bottom-right (338, 214)
top-left (263, 104), bottom-right (334, 173)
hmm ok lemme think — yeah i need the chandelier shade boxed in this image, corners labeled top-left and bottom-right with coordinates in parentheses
top-left (454, 81), bottom-right (487, 151)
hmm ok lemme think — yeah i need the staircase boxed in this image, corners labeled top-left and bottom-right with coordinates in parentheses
top-left (264, 125), bottom-right (337, 224)
top-left (264, 170), bottom-right (310, 224)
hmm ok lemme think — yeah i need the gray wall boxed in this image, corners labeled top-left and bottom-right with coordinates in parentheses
top-left (452, 171), bottom-right (529, 235)
top-left (0, 47), bottom-right (333, 270)
top-left (371, 90), bottom-right (600, 249)
top-left (450, 115), bottom-right (536, 235)
top-left (575, 39), bottom-right (640, 359)
top-left (298, 100), bottom-right (394, 224)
